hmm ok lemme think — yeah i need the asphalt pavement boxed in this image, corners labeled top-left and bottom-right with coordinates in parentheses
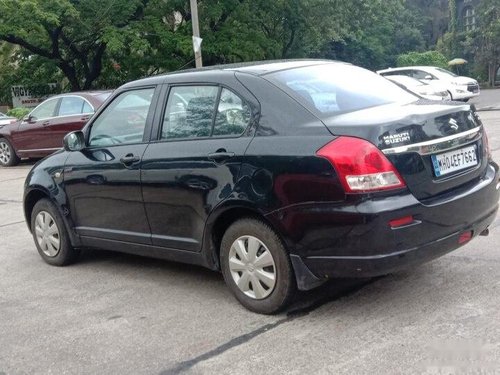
top-left (1, 94), bottom-right (500, 375)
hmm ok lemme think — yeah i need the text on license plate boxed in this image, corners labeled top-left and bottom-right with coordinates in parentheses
top-left (431, 144), bottom-right (478, 177)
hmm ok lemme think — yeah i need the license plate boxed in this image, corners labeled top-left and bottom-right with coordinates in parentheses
top-left (431, 144), bottom-right (478, 177)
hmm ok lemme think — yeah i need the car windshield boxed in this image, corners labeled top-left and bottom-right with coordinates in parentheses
top-left (434, 67), bottom-right (458, 78)
top-left (268, 64), bottom-right (418, 116)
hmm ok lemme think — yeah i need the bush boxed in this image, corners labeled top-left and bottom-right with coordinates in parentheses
top-left (6, 107), bottom-right (31, 119)
top-left (396, 51), bottom-right (449, 69)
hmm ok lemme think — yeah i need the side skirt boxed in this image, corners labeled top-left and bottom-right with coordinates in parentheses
top-left (80, 236), bottom-right (214, 269)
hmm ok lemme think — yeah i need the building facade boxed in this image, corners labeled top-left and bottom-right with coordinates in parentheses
top-left (456, 0), bottom-right (480, 31)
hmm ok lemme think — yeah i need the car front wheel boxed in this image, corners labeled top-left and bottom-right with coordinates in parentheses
top-left (31, 199), bottom-right (80, 266)
top-left (220, 218), bottom-right (296, 314)
top-left (0, 138), bottom-right (20, 167)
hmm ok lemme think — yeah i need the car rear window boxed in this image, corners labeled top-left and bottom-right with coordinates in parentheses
top-left (268, 64), bottom-right (417, 117)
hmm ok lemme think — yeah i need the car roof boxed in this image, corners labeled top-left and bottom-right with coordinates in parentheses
top-left (121, 59), bottom-right (348, 89)
top-left (50, 90), bottom-right (112, 98)
top-left (378, 66), bottom-right (438, 73)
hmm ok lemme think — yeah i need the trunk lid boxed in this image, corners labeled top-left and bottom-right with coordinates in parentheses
top-left (322, 100), bottom-right (487, 200)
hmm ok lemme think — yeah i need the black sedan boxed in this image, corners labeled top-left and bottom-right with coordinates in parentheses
top-left (23, 60), bottom-right (499, 314)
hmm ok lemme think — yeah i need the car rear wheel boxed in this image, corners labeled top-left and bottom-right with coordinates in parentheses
top-left (220, 218), bottom-right (296, 314)
top-left (0, 138), bottom-right (20, 167)
top-left (31, 199), bottom-right (80, 266)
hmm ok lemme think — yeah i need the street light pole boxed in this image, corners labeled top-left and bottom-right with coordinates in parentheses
top-left (190, 0), bottom-right (203, 68)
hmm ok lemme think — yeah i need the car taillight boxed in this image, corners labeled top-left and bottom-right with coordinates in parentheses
top-left (317, 136), bottom-right (406, 193)
top-left (482, 128), bottom-right (491, 160)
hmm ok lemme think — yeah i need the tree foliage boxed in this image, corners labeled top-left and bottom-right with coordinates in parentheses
top-left (1, 0), bottom-right (495, 103)
top-left (396, 50), bottom-right (449, 69)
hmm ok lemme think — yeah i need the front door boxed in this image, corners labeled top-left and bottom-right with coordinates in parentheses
top-left (64, 87), bottom-right (158, 246)
top-left (45, 95), bottom-right (94, 149)
top-left (141, 84), bottom-right (255, 251)
top-left (12, 97), bottom-right (60, 155)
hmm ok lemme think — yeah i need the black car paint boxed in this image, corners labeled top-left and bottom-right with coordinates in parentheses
top-left (24, 61), bottom-right (500, 291)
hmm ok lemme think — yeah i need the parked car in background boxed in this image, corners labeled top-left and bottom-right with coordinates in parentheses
top-left (0, 91), bottom-right (111, 166)
top-left (377, 66), bottom-right (479, 101)
top-left (384, 75), bottom-right (451, 101)
top-left (0, 112), bottom-right (18, 126)
top-left (23, 60), bottom-right (498, 314)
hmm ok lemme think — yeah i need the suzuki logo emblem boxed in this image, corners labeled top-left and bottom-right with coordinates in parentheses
top-left (449, 118), bottom-right (459, 131)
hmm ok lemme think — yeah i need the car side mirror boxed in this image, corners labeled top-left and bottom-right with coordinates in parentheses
top-left (23, 115), bottom-right (35, 123)
top-left (424, 75), bottom-right (433, 80)
top-left (63, 131), bottom-right (85, 152)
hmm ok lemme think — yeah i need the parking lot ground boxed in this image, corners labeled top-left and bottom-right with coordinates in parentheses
top-left (471, 88), bottom-right (500, 111)
top-left (1, 111), bottom-right (500, 375)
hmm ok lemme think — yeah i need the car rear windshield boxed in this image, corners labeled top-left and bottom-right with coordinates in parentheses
top-left (268, 64), bottom-right (418, 116)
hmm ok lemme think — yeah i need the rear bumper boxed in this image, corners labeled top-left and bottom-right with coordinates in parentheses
top-left (303, 206), bottom-right (497, 278)
top-left (267, 163), bottom-right (499, 284)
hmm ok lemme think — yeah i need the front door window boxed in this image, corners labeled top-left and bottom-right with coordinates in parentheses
top-left (89, 88), bottom-right (155, 147)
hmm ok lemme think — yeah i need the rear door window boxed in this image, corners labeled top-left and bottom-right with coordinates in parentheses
top-left (162, 86), bottom-right (250, 140)
top-left (213, 88), bottom-right (251, 137)
top-left (58, 96), bottom-right (87, 116)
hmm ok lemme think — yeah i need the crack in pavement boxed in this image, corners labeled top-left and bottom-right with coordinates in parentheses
top-left (0, 177), bottom-right (26, 183)
top-left (0, 221), bottom-right (25, 228)
top-left (0, 199), bottom-right (22, 203)
top-left (159, 281), bottom-right (370, 375)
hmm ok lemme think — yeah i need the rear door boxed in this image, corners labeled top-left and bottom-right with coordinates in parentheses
top-left (141, 78), bottom-right (258, 251)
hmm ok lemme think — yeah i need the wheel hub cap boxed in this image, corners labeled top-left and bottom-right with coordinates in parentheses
top-left (0, 141), bottom-right (11, 164)
top-left (228, 235), bottom-right (276, 300)
top-left (34, 211), bottom-right (61, 257)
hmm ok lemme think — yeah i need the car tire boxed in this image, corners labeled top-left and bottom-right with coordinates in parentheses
top-left (31, 199), bottom-right (80, 266)
top-left (0, 138), bottom-right (20, 167)
top-left (220, 218), bottom-right (296, 314)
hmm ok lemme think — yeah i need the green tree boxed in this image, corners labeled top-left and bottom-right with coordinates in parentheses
top-left (0, 0), bottom-right (151, 90)
top-left (475, 0), bottom-right (500, 86)
top-left (396, 50), bottom-right (449, 68)
top-left (318, 0), bottom-right (425, 70)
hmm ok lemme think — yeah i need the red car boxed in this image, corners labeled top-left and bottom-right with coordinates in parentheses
top-left (0, 91), bottom-right (111, 166)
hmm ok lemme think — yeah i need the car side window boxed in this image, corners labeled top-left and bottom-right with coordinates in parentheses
top-left (30, 99), bottom-right (59, 120)
top-left (162, 86), bottom-right (218, 140)
top-left (88, 88), bottom-right (155, 147)
top-left (82, 101), bottom-right (93, 114)
top-left (412, 70), bottom-right (434, 80)
top-left (58, 97), bottom-right (87, 116)
top-left (213, 88), bottom-right (251, 137)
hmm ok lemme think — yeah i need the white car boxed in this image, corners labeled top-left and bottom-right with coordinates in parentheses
top-left (377, 66), bottom-right (480, 101)
top-left (384, 75), bottom-right (451, 101)
top-left (0, 112), bottom-right (18, 127)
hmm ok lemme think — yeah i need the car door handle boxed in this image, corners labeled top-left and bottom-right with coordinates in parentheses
top-left (208, 151), bottom-right (235, 163)
top-left (42, 121), bottom-right (50, 126)
top-left (120, 154), bottom-right (140, 165)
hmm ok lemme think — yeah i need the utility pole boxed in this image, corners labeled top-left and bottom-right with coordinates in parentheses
top-left (190, 0), bottom-right (203, 68)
